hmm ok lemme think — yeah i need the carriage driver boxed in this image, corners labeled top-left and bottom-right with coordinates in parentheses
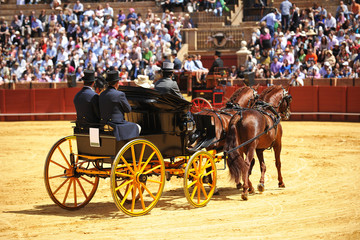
top-left (154, 62), bottom-right (184, 99)
top-left (73, 70), bottom-right (100, 125)
top-left (99, 70), bottom-right (141, 141)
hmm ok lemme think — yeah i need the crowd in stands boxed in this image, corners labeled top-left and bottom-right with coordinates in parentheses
top-left (2, 0), bottom-right (360, 87)
top-left (239, 0), bottom-right (360, 86)
top-left (0, 1), bottom-right (197, 85)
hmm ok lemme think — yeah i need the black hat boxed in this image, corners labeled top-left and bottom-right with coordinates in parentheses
top-left (162, 62), bottom-right (174, 72)
top-left (106, 70), bottom-right (120, 82)
top-left (215, 50), bottom-right (221, 57)
top-left (82, 70), bottom-right (95, 82)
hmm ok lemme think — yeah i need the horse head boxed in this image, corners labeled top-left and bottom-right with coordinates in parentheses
top-left (228, 85), bottom-right (259, 108)
top-left (259, 85), bottom-right (292, 120)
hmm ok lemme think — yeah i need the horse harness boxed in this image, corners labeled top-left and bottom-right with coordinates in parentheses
top-left (223, 102), bottom-right (281, 156)
top-left (197, 108), bottom-right (234, 146)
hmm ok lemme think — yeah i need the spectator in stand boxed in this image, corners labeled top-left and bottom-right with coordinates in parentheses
top-left (104, 3), bottom-right (114, 18)
top-left (31, 17), bottom-right (43, 37)
top-left (260, 8), bottom-right (280, 38)
top-left (270, 56), bottom-right (282, 78)
top-left (283, 47), bottom-right (294, 65)
top-left (127, 8), bottom-right (138, 24)
top-left (289, 7), bottom-right (299, 32)
top-left (336, 1), bottom-right (350, 19)
top-left (73, 1), bottom-right (84, 24)
top-left (280, 0), bottom-right (292, 31)
top-left (351, 0), bottom-right (360, 19)
top-left (324, 13), bottom-right (337, 35)
top-left (83, 5), bottom-right (95, 22)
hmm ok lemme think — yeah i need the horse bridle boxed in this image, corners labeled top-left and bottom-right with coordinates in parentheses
top-left (247, 87), bottom-right (259, 108)
top-left (276, 87), bottom-right (292, 120)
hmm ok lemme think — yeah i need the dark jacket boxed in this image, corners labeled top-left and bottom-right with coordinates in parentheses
top-left (73, 86), bottom-right (100, 124)
top-left (209, 57), bottom-right (224, 74)
top-left (173, 57), bottom-right (182, 70)
top-left (99, 86), bottom-right (139, 141)
top-left (154, 77), bottom-right (184, 99)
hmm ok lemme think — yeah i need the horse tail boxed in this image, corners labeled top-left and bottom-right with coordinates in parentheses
top-left (225, 116), bottom-right (242, 184)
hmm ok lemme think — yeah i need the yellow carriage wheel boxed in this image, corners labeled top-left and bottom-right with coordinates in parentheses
top-left (44, 136), bottom-right (99, 210)
top-left (184, 151), bottom-right (217, 208)
top-left (110, 139), bottom-right (165, 216)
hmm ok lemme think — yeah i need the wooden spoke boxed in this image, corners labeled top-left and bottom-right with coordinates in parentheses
top-left (57, 146), bottom-right (71, 168)
top-left (76, 178), bottom-right (88, 199)
top-left (143, 165), bottom-right (161, 175)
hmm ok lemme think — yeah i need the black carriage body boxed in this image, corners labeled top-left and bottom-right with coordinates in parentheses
top-left (75, 87), bottom-right (211, 159)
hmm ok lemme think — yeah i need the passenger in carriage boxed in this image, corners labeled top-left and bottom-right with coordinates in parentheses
top-left (73, 70), bottom-right (100, 125)
top-left (209, 50), bottom-right (224, 74)
top-left (154, 62), bottom-right (184, 99)
top-left (99, 70), bottom-right (141, 141)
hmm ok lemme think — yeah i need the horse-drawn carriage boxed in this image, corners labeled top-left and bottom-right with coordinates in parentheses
top-left (44, 84), bottom-right (292, 216)
top-left (44, 86), bottom-right (224, 216)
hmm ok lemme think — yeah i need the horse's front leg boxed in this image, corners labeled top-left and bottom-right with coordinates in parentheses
top-left (256, 149), bottom-right (266, 192)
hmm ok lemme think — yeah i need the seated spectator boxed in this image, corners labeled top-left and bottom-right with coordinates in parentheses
top-left (270, 56), bottom-right (282, 78)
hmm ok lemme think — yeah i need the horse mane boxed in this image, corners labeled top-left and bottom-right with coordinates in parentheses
top-left (259, 85), bottom-right (283, 105)
top-left (229, 86), bottom-right (248, 103)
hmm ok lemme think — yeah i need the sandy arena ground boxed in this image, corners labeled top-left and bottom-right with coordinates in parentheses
top-left (0, 121), bottom-right (360, 240)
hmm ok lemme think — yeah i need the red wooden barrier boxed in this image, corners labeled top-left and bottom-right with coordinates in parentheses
top-left (64, 88), bottom-right (80, 120)
top-left (318, 86), bottom-right (347, 121)
top-left (0, 86), bottom-right (359, 122)
top-left (289, 86), bottom-right (319, 121)
top-left (4, 89), bottom-right (33, 121)
top-left (347, 87), bottom-right (360, 121)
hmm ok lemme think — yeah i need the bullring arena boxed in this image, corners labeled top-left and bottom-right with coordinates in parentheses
top-left (1, 120), bottom-right (360, 239)
top-left (1, 0), bottom-right (360, 238)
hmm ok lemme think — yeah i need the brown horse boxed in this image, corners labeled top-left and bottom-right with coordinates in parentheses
top-left (224, 85), bottom-right (292, 200)
top-left (190, 85), bottom-right (259, 151)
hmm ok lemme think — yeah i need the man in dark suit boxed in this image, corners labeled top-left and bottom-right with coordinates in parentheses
top-left (99, 70), bottom-right (140, 141)
top-left (209, 50), bottom-right (224, 74)
top-left (154, 62), bottom-right (184, 99)
top-left (172, 50), bottom-right (182, 70)
top-left (73, 70), bottom-right (100, 125)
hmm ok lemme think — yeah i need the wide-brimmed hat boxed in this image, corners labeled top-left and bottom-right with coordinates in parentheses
top-left (134, 75), bottom-right (154, 88)
top-left (306, 29), bottom-right (317, 36)
top-left (162, 62), bottom-right (174, 72)
top-left (215, 50), bottom-right (221, 57)
top-left (82, 70), bottom-right (95, 82)
top-left (106, 70), bottom-right (120, 82)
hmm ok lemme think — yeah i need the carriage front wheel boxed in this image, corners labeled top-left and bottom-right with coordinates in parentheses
top-left (110, 139), bottom-right (165, 216)
top-left (184, 151), bottom-right (217, 208)
top-left (44, 136), bottom-right (99, 210)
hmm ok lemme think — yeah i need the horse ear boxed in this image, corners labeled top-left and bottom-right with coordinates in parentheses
top-left (284, 82), bottom-right (291, 91)
top-left (253, 84), bottom-right (260, 90)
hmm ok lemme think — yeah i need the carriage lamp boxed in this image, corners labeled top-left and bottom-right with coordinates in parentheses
top-left (185, 120), bottom-right (194, 132)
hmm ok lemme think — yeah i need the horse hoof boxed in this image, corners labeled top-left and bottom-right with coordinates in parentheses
top-left (241, 192), bottom-right (248, 201)
top-left (248, 187), bottom-right (255, 194)
top-left (257, 183), bottom-right (265, 192)
top-left (279, 183), bottom-right (285, 188)
top-left (236, 183), bottom-right (242, 189)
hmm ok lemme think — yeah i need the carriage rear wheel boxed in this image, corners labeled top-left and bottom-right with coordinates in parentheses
top-left (44, 136), bottom-right (99, 210)
top-left (110, 139), bottom-right (165, 216)
top-left (184, 151), bottom-right (217, 208)
top-left (191, 97), bottom-right (213, 113)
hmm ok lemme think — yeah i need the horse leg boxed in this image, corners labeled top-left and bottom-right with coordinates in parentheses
top-left (241, 147), bottom-right (255, 200)
top-left (255, 149), bottom-right (266, 192)
top-left (273, 143), bottom-right (285, 188)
